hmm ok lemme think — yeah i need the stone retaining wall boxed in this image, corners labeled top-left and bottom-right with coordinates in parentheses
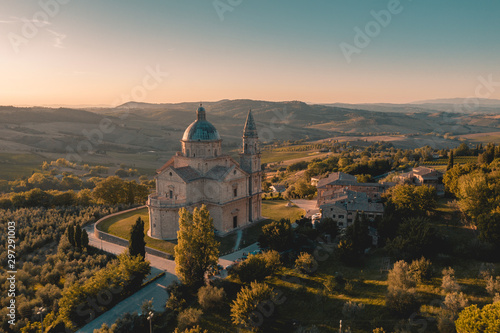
top-left (94, 205), bottom-right (174, 260)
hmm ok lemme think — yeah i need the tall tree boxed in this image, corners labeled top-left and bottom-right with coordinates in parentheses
top-left (175, 205), bottom-right (219, 288)
top-left (67, 225), bottom-right (75, 247)
top-left (81, 228), bottom-right (90, 249)
top-left (74, 224), bottom-right (82, 248)
top-left (385, 184), bottom-right (437, 217)
top-left (447, 151), bottom-right (454, 171)
top-left (129, 217), bottom-right (146, 260)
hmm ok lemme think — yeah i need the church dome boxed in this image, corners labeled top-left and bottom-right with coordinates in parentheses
top-left (182, 105), bottom-right (221, 141)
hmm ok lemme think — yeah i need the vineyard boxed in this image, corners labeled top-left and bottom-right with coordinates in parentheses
top-left (421, 156), bottom-right (478, 166)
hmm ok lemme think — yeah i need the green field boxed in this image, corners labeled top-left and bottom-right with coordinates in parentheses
top-left (261, 151), bottom-right (314, 164)
top-left (0, 153), bottom-right (45, 180)
top-left (98, 207), bottom-right (177, 254)
top-left (97, 200), bottom-right (305, 255)
top-left (261, 199), bottom-right (305, 222)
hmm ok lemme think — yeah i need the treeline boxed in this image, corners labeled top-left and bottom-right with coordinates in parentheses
top-left (0, 206), bottom-right (119, 332)
top-left (56, 254), bottom-right (150, 330)
top-left (0, 176), bottom-right (150, 209)
top-left (443, 158), bottom-right (500, 249)
top-left (0, 158), bottom-right (152, 194)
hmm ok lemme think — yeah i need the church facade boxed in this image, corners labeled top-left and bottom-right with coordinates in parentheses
top-left (147, 105), bottom-right (262, 240)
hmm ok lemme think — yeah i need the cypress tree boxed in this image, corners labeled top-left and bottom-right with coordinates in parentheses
top-left (81, 229), bottom-right (89, 249)
top-left (447, 151), bottom-right (454, 171)
top-left (75, 225), bottom-right (82, 248)
top-left (129, 217), bottom-right (146, 260)
top-left (67, 225), bottom-right (75, 247)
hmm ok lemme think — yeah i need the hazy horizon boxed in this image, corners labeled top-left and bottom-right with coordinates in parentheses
top-left (2, 0), bottom-right (500, 106)
top-left (6, 96), bottom-right (500, 110)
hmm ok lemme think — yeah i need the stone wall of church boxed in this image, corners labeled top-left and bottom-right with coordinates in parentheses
top-left (182, 140), bottom-right (222, 158)
top-left (217, 197), bottom-right (249, 233)
top-left (149, 206), bottom-right (180, 240)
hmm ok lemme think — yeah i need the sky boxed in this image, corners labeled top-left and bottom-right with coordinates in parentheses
top-left (1, 0), bottom-right (499, 106)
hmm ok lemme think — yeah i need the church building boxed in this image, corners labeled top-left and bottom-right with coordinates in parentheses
top-left (147, 105), bottom-right (262, 240)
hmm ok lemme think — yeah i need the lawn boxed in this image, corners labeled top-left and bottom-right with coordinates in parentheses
top-left (226, 199), bottom-right (306, 250)
top-left (261, 199), bottom-right (305, 222)
top-left (98, 207), bottom-right (177, 254)
top-left (0, 153), bottom-right (45, 180)
top-left (97, 200), bottom-right (305, 255)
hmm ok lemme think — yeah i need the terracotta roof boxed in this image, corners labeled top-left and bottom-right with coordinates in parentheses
top-left (157, 157), bottom-right (175, 173)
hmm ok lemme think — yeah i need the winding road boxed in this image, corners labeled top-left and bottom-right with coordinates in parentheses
top-left (78, 223), bottom-right (235, 332)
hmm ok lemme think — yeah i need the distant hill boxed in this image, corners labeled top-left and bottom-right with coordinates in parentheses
top-left (1, 99), bottom-right (500, 167)
top-left (0, 106), bottom-right (105, 124)
top-left (411, 98), bottom-right (500, 105)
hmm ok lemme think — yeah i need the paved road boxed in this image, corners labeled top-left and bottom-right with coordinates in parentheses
top-left (79, 223), bottom-right (234, 332)
top-left (77, 269), bottom-right (177, 332)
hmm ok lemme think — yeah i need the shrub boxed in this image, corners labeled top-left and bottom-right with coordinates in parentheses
top-left (455, 303), bottom-right (500, 333)
top-left (385, 288), bottom-right (419, 315)
top-left (336, 239), bottom-right (358, 265)
top-left (323, 276), bottom-right (338, 294)
top-left (344, 280), bottom-right (355, 295)
top-left (258, 218), bottom-right (293, 252)
top-left (342, 300), bottom-right (365, 319)
top-left (409, 256), bottom-right (433, 282)
top-left (485, 276), bottom-right (500, 296)
top-left (388, 261), bottom-right (416, 291)
top-left (294, 252), bottom-right (317, 275)
top-left (260, 250), bottom-right (281, 273)
top-left (197, 285), bottom-right (226, 310)
top-left (166, 281), bottom-right (187, 313)
top-left (437, 309), bottom-right (456, 333)
top-left (444, 292), bottom-right (469, 316)
top-left (231, 254), bottom-right (272, 283)
top-left (386, 260), bottom-right (419, 315)
top-left (177, 308), bottom-right (203, 331)
top-left (231, 282), bottom-right (276, 329)
top-left (442, 267), bottom-right (460, 293)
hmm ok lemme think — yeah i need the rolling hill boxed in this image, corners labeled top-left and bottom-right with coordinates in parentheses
top-left (1, 99), bottom-right (500, 171)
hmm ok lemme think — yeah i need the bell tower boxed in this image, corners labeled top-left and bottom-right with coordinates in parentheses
top-left (239, 110), bottom-right (261, 222)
